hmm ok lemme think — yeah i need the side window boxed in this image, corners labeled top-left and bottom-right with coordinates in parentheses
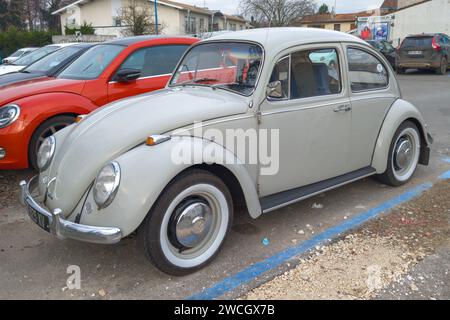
top-left (117, 45), bottom-right (189, 79)
top-left (291, 48), bottom-right (341, 99)
top-left (347, 48), bottom-right (388, 92)
top-left (268, 56), bottom-right (289, 99)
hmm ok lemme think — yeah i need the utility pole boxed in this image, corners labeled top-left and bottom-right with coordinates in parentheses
top-left (154, 0), bottom-right (159, 35)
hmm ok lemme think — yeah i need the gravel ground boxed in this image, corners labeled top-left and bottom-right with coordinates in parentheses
top-left (244, 180), bottom-right (450, 300)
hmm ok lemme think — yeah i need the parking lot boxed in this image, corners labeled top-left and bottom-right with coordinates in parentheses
top-left (0, 70), bottom-right (449, 300)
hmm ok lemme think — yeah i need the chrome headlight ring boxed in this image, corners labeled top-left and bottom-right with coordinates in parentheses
top-left (93, 162), bottom-right (121, 210)
top-left (37, 136), bottom-right (56, 171)
top-left (0, 104), bottom-right (20, 129)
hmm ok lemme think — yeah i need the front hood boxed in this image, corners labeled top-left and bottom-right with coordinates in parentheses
top-left (48, 87), bottom-right (249, 215)
top-left (0, 72), bottom-right (47, 88)
top-left (0, 65), bottom-right (24, 75)
top-left (0, 78), bottom-right (85, 106)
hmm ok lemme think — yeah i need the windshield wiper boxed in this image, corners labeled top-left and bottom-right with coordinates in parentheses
top-left (175, 77), bottom-right (219, 87)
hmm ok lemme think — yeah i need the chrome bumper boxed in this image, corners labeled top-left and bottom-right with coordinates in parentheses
top-left (19, 176), bottom-right (122, 245)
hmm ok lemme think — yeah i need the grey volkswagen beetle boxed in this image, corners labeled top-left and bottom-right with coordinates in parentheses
top-left (21, 28), bottom-right (431, 275)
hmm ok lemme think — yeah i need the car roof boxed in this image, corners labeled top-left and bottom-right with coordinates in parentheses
top-left (203, 27), bottom-right (366, 60)
top-left (105, 35), bottom-right (198, 46)
top-left (406, 33), bottom-right (438, 38)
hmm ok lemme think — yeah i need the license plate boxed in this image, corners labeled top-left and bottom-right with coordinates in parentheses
top-left (408, 51), bottom-right (422, 55)
top-left (27, 204), bottom-right (50, 233)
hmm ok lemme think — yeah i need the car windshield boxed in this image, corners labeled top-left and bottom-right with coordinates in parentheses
top-left (401, 37), bottom-right (433, 49)
top-left (24, 46), bottom-right (83, 74)
top-left (58, 44), bottom-right (124, 80)
top-left (170, 42), bottom-right (263, 96)
top-left (10, 49), bottom-right (26, 58)
top-left (13, 46), bottom-right (60, 66)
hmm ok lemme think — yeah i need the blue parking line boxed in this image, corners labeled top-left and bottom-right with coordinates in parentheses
top-left (440, 170), bottom-right (450, 179)
top-left (188, 182), bottom-right (433, 300)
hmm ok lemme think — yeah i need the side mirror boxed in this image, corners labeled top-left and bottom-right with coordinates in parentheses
top-left (266, 80), bottom-right (283, 99)
top-left (115, 68), bottom-right (141, 83)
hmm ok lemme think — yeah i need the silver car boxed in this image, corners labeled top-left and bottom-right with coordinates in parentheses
top-left (21, 28), bottom-right (432, 275)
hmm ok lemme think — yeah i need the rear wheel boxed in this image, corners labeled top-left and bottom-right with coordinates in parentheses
top-left (28, 115), bottom-right (76, 170)
top-left (138, 169), bottom-right (233, 276)
top-left (436, 57), bottom-right (447, 75)
top-left (377, 121), bottom-right (421, 186)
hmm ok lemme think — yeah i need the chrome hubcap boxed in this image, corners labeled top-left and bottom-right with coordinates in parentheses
top-left (394, 138), bottom-right (413, 171)
top-left (172, 199), bottom-right (213, 249)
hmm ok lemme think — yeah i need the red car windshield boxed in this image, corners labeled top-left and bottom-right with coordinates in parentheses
top-left (58, 44), bottom-right (125, 80)
top-left (170, 42), bottom-right (263, 96)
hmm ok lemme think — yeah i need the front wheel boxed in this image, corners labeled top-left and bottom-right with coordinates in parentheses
top-left (377, 121), bottom-right (421, 186)
top-left (139, 169), bottom-right (233, 276)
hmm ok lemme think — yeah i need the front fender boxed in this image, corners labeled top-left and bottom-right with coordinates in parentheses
top-left (78, 136), bottom-right (261, 237)
top-left (372, 99), bottom-right (431, 174)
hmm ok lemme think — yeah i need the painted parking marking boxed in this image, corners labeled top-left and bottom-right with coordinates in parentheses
top-left (188, 182), bottom-right (433, 300)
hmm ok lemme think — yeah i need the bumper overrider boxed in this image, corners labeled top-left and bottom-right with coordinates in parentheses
top-left (19, 176), bottom-right (122, 244)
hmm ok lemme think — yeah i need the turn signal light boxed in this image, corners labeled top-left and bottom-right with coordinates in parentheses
top-left (75, 115), bottom-right (86, 123)
top-left (146, 135), bottom-right (171, 146)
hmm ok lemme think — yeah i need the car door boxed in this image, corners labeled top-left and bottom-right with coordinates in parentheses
top-left (344, 45), bottom-right (397, 170)
top-left (107, 45), bottom-right (190, 102)
top-left (258, 44), bottom-right (352, 197)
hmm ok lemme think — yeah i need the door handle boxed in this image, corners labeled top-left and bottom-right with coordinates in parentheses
top-left (333, 104), bottom-right (352, 112)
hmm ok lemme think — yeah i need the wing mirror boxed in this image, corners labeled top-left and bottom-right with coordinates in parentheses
top-left (115, 68), bottom-right (141, 83)
top-left (266, 80), bottom-right (283, 99)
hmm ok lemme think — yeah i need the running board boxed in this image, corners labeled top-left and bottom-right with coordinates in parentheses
top-left (260, 167), bottom-right (377, 213)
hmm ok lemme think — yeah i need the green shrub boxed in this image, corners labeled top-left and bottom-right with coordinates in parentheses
top-left (64, 22), bottom-right (95, 36)
top-left (0, 27), bottom-right (54, 56)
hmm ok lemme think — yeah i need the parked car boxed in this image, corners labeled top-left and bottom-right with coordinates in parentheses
top-left (366, 39), bottom-right (397, 68)
top-left (0, 44), bottom-right (76, 76)
top-left (0, 36), bottom-right (198, 170)
top-left (397, 33), bottom-right (450, 75)
top-left (0, 43), bottom-right (95, 88)
top-left (20, 28), bottom-right (431, 275)
top-left (2, 47), bottom-right (38, 64)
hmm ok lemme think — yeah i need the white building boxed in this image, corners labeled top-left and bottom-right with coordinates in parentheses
top-left (390, 0), bottom-right (450, 44)
top-left (52, 0), bottom-right (248, 37)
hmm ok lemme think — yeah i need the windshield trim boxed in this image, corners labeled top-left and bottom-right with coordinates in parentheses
top-left (168, 40), bottom-right (265, 97)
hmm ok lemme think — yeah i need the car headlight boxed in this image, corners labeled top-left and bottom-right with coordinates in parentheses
top-left (37, 136), bottom-right (56, 171)
top-left (0, 104), bottom-right (20, 129)
top-left (93, 162), bottom-right (121, 210)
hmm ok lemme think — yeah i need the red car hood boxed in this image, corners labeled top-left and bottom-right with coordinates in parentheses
top-left (0, 78), bottom-right (85, 105)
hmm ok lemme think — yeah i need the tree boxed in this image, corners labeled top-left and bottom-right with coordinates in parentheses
top-left (118, 0), bottom-right (157, 36)
top-left (239, 0), bottom-right (316, 27)
top-left (318, 3), bottom-right (329, 14)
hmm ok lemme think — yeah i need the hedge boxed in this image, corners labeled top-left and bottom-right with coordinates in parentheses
top-left (0, 27), bottom-right (55, 59)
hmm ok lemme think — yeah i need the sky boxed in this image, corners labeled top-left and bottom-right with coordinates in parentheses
top-left (179, 0), bottom-right (385, 15)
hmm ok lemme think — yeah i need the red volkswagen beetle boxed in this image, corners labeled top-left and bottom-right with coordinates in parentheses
top-left (0, 36), bottom-right (198, 170)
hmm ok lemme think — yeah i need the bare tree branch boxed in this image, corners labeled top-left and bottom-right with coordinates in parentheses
top-left (240, 0), bottom-right (316, 27)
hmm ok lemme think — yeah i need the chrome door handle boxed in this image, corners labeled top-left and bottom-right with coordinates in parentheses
top-left (333, 104), bottom-right (352, 112)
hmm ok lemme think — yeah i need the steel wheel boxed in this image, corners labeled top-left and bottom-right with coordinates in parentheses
top-left (378, 121), bottom-right (421, 186)
top-left (139, 169), bottom-right (233, 275)
top-left (391, 128), bottom-right (420, 182)
top-left (160, 184), bottom-right (229, 268)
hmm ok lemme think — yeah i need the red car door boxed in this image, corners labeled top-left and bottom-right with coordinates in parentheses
top-left (107, 44), bottom-right (190, 102)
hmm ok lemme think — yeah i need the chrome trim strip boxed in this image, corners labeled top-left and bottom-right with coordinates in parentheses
top-left (262, 171), bottom-right (376, 214)
top-left (20, 177), bottom-right (122, 244)
top-left (262, 98), bottom-right (350, 116)
top-left (108, 73), bottom-right (172, 84)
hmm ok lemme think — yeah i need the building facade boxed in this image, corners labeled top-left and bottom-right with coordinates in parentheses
top-left (294, 12), bottom-right (373, 33)
top-left (53, 0), bottom-right (248, 37)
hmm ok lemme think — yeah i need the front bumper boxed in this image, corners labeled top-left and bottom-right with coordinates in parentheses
top-left (19, 176), bottom-right (122, 244)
